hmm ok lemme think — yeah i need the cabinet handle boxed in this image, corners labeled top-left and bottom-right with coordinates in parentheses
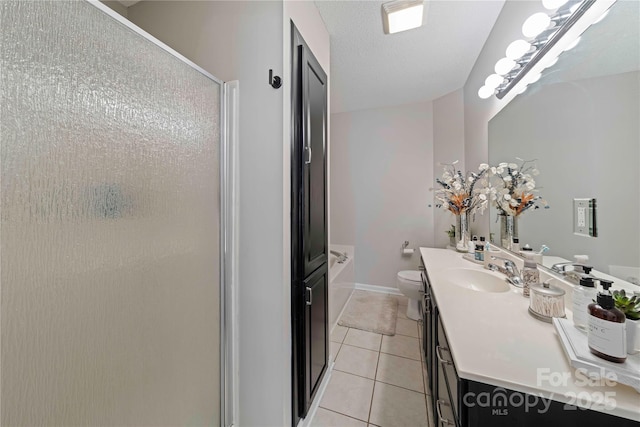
top-left (423, 294), bottom-right (431, 314)
top-left (436, 345), bottom-right (452, 365)
top-left (418, 265), bottom-right (425, 271)
top-left (436, 400), bottom-right (455, 425)
top-left (304, 145), bottom-right (312, 165)
top-left (306, 287), bottom-right (312, 306)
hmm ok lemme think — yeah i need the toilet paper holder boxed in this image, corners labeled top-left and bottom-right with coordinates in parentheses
top-left (401, 241), bottom-right (415, 256)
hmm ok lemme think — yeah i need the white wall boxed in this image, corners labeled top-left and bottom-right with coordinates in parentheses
top-left (128, 3), bottom-right (289, 425)
top-left (432, 89), bottom-right (465, 248)
top-left (331, 102), bottom-right (434, 288)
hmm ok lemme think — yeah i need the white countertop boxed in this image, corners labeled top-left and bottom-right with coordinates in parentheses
top-left (420, 247), bottom-right (640, 422)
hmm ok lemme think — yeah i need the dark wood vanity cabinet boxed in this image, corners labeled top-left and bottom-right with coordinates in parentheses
top-left (421, 258), bottom-right (640, 427)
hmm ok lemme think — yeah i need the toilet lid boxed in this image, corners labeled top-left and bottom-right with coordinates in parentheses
top-left (398, 270), bottom-right (422, 282)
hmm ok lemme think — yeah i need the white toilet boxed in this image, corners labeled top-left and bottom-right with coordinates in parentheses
top-left (396, 270), bottom-right (422, 321)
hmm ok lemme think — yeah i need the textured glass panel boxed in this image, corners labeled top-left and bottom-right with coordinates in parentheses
top-left (1, 1), bottom-right (220, 425)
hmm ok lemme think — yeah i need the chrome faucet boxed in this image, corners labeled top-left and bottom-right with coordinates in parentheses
top-left (550, 262), bottom-right (593, 284)
top-left (487, 255), bottom-right (524, 287)
top-left (330, 249), bottom-right (348, 263)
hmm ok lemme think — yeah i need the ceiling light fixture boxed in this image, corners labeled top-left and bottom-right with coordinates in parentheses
top-left (382, 0), bottom-right (425, 34)
top-left (478, 0), bottom-right (617, 101)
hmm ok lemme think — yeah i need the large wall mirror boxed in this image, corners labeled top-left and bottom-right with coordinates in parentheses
top-left (488, 0), bottom-right (639, 285)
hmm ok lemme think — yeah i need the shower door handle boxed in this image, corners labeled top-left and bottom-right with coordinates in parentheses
top-left (304, 145), bottom-right (312, 165)
top-left (305, 287), bottom-right (312, 305)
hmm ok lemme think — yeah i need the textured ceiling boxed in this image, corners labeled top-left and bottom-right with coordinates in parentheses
top-left (315, 0), bottom-right (505, 113)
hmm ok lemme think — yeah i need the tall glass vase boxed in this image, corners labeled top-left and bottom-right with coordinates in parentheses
top-left (456, 211), bottom-right (471, 252)
top-left (500, 215), bottom-right (519, 251)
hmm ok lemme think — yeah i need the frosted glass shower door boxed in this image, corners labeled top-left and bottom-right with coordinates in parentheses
top-left (1, 1), bottom-right (222, 425)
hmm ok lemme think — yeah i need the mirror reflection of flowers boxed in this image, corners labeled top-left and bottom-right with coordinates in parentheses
top-left (487, 158), bottom-right (548, 216)
top-left (432, 160), bottom-right (489, 217)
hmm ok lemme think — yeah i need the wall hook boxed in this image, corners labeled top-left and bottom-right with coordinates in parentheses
top-left (269, 69), bottom-right (282, 89)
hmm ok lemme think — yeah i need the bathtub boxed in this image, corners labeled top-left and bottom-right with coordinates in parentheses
top-left (328, 244), bottom-right (355, 329)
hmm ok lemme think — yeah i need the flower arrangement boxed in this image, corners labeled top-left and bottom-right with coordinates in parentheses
top-left (432, 161), bottom-right (489, 217)
top-left (486, 158), bottom-right (547, 217)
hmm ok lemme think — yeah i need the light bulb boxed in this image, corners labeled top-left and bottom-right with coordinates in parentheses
top-left (478, 85), bottom-right (494, 99)
top-left (528, 73), bottom-right (542, 84)
top-left (542, 0), bottom-right (568, 10)
top-left (593, 9), bottom-right (610, 25)
top-left (485, 74), bottom-right (504, 90)
top-left (564, 37), bottom-right (581, 52)
top-left (506, 40), bottom-right (532, 60)
top-left (540, 55), bottom-right (559, 69)
top-left (522, 13), bottom-right (551, 38)
top-left (495, 58), bottom-right (516, 75)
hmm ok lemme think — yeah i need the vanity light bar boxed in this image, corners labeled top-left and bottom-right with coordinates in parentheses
top-left (478, 0), bottom-right (617, 100)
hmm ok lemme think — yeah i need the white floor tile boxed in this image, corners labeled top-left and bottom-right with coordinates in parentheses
top-left (395, 318), bottom-right (418, 338)
top-left (334, 344), bottom-right (379, 379)
top-left (376, 353), bottom-right (424, 393)
top-left (380, 334), bottom-right (421, 361)
top-left (311, 408), bottom-right (368, 427)
top-left (369, 382), bottom-right (428, 427)
top-left (331, 325), bottom-right (348, 343)
top-left (343, 328), bottom-right (383, 351)
top-left (319, 371), bottom-right (375, 422)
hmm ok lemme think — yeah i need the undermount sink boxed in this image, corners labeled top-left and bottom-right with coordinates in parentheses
top-left (444, 268), bottom-right (511, 293)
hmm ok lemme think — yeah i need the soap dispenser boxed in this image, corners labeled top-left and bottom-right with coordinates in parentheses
top-left (572, 276), bottom-right (596, 332)
top-left (587, 279), bottom-right (627, 363)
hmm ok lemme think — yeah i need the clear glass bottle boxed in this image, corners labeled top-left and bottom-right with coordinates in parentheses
top-left (521, 254), bottom-right (539, 298)
top-left (572, 276), bottom-right (596, 332)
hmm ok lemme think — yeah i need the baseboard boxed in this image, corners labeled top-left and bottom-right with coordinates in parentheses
top-left (354, 282), bottom-right (404, 296)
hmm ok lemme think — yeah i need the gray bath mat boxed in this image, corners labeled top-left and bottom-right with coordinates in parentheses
top-left (338, 290), bottom-right (398, 335)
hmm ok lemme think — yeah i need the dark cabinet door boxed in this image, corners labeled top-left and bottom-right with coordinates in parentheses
top-left (291, 23), bottom-right (329, 425)
top-left (303, 265), bottom-right (328, 406)
top-left (301, 42), bottom-right (328, 278)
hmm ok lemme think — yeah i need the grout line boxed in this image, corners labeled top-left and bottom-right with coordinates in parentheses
top-left (315, 407), bottom-right (370, 425)
top-left (379, 349), bottom-right (421, 362)
top-left (367, 347), bottom-right (381, 425)
top-left (375, 378), bottom-right (425, 395)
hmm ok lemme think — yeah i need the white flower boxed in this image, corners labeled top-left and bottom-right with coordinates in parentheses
top-left (510, 199), bottom-right (519, 207)
top-left (508, 163), bottom-right (518, 169)
top-left (490, 167), bottom-right (497, 174)
top-left (479, 194), bottom-right (487, 201)
top-left (504, 194), bottom-right (512, 201)
top-left (479, 163), bottom-right (489, 171)
top-left (526, 182), bottom-right (535, 191)
top-left (499, 162), bottom-right (508, 168)
top-left (504, 176), bottom-right (512, 182)
top-left (468, 176), bottom-right (474, 182)
top-left (496, 167), bottom-right (504, 174)
top-left (453, 182), bottom-right (462, 190)
top-left (532, 169), bottom-right (540, 176)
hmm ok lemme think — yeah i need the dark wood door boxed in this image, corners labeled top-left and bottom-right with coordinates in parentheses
top-left (303, 265), bottom-right (328, 406)
top-left (291, 23), bottom-right (329, 425)
top-left (301, 37), bottom-right (328, 278)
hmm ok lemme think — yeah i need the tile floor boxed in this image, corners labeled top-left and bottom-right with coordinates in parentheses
top-left (312, 293), bottom-right (435, 427)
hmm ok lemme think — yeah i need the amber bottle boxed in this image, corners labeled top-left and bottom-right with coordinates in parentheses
top-left (587, 279), bottom-right (627, 363)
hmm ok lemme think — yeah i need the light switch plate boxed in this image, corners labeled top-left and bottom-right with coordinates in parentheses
top-left (573, 198), bottom-right (597, 237)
